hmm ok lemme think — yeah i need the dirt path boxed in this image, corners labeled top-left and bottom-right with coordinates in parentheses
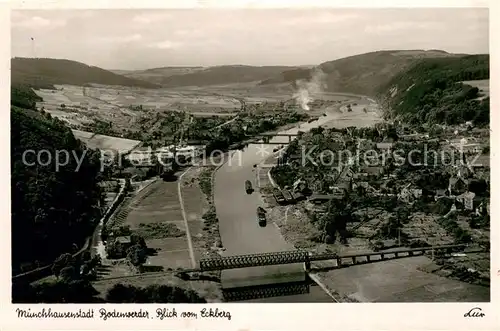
top-left (178, 169), bottom-right (197, 268)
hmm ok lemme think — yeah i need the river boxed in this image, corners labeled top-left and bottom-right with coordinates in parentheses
top-left (214, 95), bottom-right (380, 301)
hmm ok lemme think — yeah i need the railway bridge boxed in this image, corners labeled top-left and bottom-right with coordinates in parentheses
top-left (249, 133), bottom-right (299, 144)
top-left (178, 244), bottom-right (480, 276)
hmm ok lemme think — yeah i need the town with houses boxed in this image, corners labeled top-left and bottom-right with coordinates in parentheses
top-left (263, 122), bottom-right (490, 286)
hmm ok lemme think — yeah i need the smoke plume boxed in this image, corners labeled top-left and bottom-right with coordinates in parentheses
top-left (293, 68), bottom-right (327, 111)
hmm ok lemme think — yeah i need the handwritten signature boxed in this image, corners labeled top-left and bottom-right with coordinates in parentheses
top-left (464, 307), bottom-right (485, 318)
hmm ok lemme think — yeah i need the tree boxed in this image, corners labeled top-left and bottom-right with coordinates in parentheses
top-left (11, 93), bottom-right (102, 274)
top-left (15, 277), bottom-right (101, 303)
top-left (89, 255), bottom-right (102, 268)
top-left (52, 253), bottom-right (74, 278)
top-left (106, 283), bottom-right (140, 303)
top-left (468, 179), bottom-right (488, 196)
top-left (126, 244), bottom-right (147, 271)
top-left (106, 283), bottom-right (207, 303)
top-left (317, 201), bottom-right (350, 245)
top-left (111, 225), bottom-right (131, 237)
top-left (130, 234), bottom-right (147, 248)
top-left (395, 206), bottom-right (410, 224)
top-left (386, 126), bottom-right (399, 141)
top-left (60, 266), bottom-right (77, 283)
top-left (106, 240), bottom-right (125, 259)
top-left (80, 251), bottom-right (92, 264)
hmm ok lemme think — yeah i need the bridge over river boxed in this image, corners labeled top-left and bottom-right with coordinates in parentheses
top-left (178, 243), bottom-right (479, 275)
top-left (174, 244), bottom-right (485, 302)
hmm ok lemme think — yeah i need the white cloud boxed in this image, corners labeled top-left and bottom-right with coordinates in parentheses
top-left (315, 13), bottom-right (360, 23)
top-left (10, 8), bottom-right (489, 69)
top-left (132, 13), bottom-right (172, 24)
top-left (364, 21), bottom-right (441, 34)
top-left (173, 29), bottom-right (197, 36)
top-left (149, 40), bottom-right (181, 49)
top-left (121, 34), bottom-right (143, 42)
top-left (94, 34), bottom-right (143, 44)
top-left (13, 16), bottom-right (67, 29)
top-left (279, 13), bottom-right (359, 26)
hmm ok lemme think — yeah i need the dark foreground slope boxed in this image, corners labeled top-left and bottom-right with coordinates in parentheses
top-left (259, 50), bottom-right (461, 95)
top-left (10, 86), bottom-right (211, 304)
top-left (11, 57), bottom-right (160, 89)
top-left (11, 85), bottom-right (102, 275)
top-left (378, 54), bottom-right (489, 126)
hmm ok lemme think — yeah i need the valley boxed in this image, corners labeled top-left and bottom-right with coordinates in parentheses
top-left (11, 49), bottom-right (490, 304)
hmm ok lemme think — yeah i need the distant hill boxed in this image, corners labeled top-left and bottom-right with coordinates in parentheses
top-left (378, 54), bottom-right (489, 126)
top-left (124, 65), bottom-right (299, 88)
top-left (111, 66), bottom-right (206, 85)
top-left (11, 57), bottom-right (160, 89)
top-left (259, 50), bottom-right (463, 96)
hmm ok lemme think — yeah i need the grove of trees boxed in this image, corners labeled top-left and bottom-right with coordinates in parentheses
top-left (379, 55), bottom-right (490, 126)
top-left (11, 85), bottom-right (103, 275)
top-left (105, 283), bottom-right (207, 303)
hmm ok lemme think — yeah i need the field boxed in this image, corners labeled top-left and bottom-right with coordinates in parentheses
top-left (322, 102), bottom-right (383, 129)
top-left (34, 81), bottom-right (363, 135)
top-left (99, 178), bottom-right (193, 279)
top-left (462, 79), bottom-right (490, 100)
top-left (100, 168), bottom-right (226, 276)
top-left (93, 171), bottom-right (225, 301)
top-left (72, 129), bottom-right (141, 153)
top-left (125, 179), bottom-right (193, 270)
top-left (314, 256), bottom-right (489, 302)
top-left (179, 167), bottom-right (221, 260)
top-left (34, 84), bottom-right (242, 137)
top-left (259, 195), bottom-right (490, 302)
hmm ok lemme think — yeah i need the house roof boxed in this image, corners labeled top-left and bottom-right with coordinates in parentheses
top-left (400, 133), bottom-right (429, 140)
top-left (470, 155), bottom-right (489, 168)
top-left (449, 176), bottom-right (467, 186)
top-left (98, 181), bottom-right (118, 188)
top-left (309, 193), bottom-right (344, 201)
top-left (335, 182), bottom-right (351, 190)
top-left (123, 167), bottom-right (148, 175)
top-left (457, 191), bottom-right (476, 199)
top-left (376, 142), bottom-right (394, 149)
top-left (116, 236), bottom-right (132, 243)
top-left (361, 166), bottom-right (383, 175)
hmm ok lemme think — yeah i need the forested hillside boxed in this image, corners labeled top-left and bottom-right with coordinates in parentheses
top-left (259, 50), bottom-right (460, 95)
top-left (378, 55), bottom-right (489, 126)
top-left (11, 57), bottom-right (160, 89)
top-left (11, 85), bottom-right (103, 275)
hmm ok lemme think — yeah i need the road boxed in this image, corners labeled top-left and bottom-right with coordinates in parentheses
top-left (211, 115), bottom-right (239, 131)
top-left (214, 96), bottom-right (380, 298)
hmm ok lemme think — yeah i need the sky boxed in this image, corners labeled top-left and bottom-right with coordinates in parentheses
top-left (11, 8), bottom-right (489, 70)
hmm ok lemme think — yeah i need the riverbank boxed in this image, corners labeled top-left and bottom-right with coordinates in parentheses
top-left (180, 154), bottom-right (233, 261)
